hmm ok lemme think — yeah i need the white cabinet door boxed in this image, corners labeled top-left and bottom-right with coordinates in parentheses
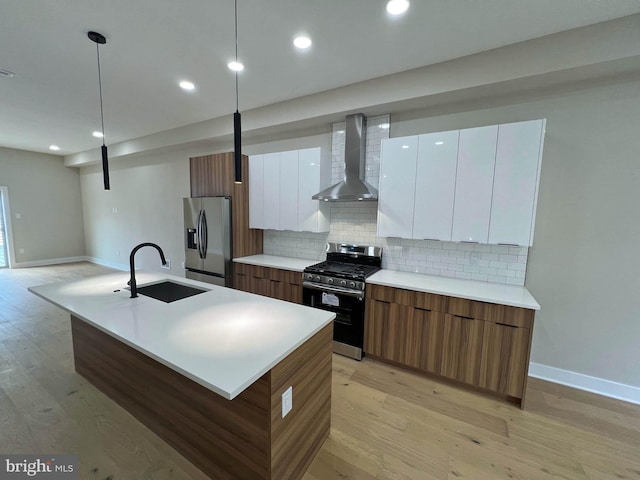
top-left (451, 125), bottom-right (498, 243)
top-left (248, 155), bottom-right (264, 229)
top-left (489, 119), bottom-right (545, 246)
top-left (413, 130), bottom-right (459, 241)
top-left (298, 148), bottom-right (330, 232)
top-left (279, 150), bottom-right (299, 231)
top-left (377, 136), bottom-right (418, 238)
top-left (262, 152), bottom-right (280, 230)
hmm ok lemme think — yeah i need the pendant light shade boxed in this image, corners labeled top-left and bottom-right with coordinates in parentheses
top-left (88, 31), bottom-right (110, 190)
top-left (234, 111), bottom-right (242, 183)
top-left (232, 0), bottom-right (242, 184)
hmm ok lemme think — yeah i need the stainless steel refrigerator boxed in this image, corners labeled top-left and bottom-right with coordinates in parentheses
top-left (183, 196), bottom-right (232, 287)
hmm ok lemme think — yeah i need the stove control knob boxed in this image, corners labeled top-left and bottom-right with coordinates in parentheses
top-left (305, 273), bottom-right (313, 280)
top-left (327, 278), bottom-right (334, 284)
top-left (314, 275), bottom-right (321, 282)
top-left (340, 280), bottom-right (347, 287)
top-left (349, 281), bottom-right (356, 288)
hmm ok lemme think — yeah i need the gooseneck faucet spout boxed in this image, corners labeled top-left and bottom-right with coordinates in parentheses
top-left (129, 242), bottom-right (167, 298)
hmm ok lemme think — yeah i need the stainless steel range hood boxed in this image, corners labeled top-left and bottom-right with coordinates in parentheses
top-left (312, 113), bottom-right (378, 201)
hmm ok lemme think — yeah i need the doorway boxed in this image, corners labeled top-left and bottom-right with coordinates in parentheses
top-left (0, 187), bottom-right (12, 268)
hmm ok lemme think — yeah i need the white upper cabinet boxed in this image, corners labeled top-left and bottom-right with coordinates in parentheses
top-left (249, 147), bottom-right (330, 233)
top-left (451, 125), bottom-right (499, 243)
top-left (298, 148), bottom-right (330, 233)
top-left (262, 152), bottom-right (281, 230)
top-left (248, 154), bottom-right (264, 229)
top-left (377, 136), bottom-right (419, 238)
top-left (489, 119), bottom-right (545, 246)
top-left (413, 130), bottom-right (459, 241)
top-left (279, 150), bottom-right (299, 231)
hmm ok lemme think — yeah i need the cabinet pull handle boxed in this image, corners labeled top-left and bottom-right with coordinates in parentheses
top-left (415, 307), bottom-right (432, 312)
top-left (455, 315), bottom-right (474, 320)
top-left (496, 322), bottom-right (518, 328)
top-left (497, 243), bottom-right (520, 247)
top-left (459, 241), bottom-right (479, 244)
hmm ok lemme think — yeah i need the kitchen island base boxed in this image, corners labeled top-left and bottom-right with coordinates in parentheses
top-left (71, 316), bottom-right (332, 480)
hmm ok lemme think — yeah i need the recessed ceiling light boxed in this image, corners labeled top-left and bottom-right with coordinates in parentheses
top-left (293, 36), bottom-right (312, 49)
top-left (49, 145), bottom-right (60, 151)
top-left (93, 131), bottom-right (104, 138)
top-left (402, 145), bottom-right (409, 149)
top-left (228, 61), bottom-right (244, 72)
top-left (386, 0), bottom-right (409, 15)
top-left (378, 123), bottom-right (390, 129)
top-left (179, 80), bottom-right (195, 91)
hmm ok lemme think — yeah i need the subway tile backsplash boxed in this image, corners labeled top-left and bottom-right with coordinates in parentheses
top-left (263, 115), bottom-right (529, 286)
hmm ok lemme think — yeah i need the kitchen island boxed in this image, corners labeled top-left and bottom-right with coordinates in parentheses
top-left (29, 271), bottom-right (335, 480)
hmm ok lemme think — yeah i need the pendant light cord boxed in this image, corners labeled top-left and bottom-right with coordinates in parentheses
top-left (234, 0), bottom-right (239, 113)
top-left (96, 42), bottom-right (106, 147)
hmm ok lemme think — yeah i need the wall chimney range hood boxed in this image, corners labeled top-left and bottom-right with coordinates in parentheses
top-left (312, 113), bottom-right (378, 201)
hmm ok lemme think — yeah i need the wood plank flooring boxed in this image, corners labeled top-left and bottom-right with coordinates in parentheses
top-left (1, 262), bottom-right (639, 479)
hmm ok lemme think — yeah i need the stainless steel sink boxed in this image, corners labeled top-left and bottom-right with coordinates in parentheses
top-left (135, 281), bottom-right (208, 303)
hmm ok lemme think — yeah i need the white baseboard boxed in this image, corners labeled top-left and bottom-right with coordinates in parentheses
top-left (13, 256), bottom-right (89, 268)
top-left (86, 257), bottom-right (128, 271)
top-left (529, 362), bottom-right (640, 405)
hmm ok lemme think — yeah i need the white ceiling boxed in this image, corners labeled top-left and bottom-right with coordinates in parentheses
top-left (2, 0), bottom-right (640, 156)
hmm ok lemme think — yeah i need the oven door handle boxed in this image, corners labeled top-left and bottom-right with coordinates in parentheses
top-left (303, 281), bottom-right (364, 300)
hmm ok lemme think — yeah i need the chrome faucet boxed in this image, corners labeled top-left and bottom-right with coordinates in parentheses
top-left (129, 242), bottom-right (167, 298)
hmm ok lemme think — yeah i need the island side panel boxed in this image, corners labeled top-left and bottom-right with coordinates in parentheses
top-left (269, 323), bottom-right (333, 480)
top-left (70, 316), bottom-right (271, 480)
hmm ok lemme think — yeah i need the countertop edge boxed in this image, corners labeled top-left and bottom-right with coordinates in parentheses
top-left (233, 255), bottom-right (315, 272)
top-left (366, 274), bottom-right (540, 310)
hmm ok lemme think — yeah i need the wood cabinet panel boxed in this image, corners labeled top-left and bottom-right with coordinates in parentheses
top-left (447, 297), bottom-right (533, 328)
top-left (440, 314), bottom-right (484, 385)
top-left (364, 298), bottom-right (389, 359)
top-left (415, 308), bottom-right (445, 373)
top-left (233, 264), bottom-right (302, 304)
top-left (414, 290), bottom-right (448, 312)
top-left (479, 322), bottom-right (531, 397)
top-left (189, 153), bottom-right (263, 260)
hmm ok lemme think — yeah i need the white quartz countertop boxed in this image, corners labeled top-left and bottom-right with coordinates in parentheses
top-left (367, 270), bottom-right (540, 310)
top-left (29, 271), bottom-right (335, 400)
top-left (233, 254), bottom-right (316, 272)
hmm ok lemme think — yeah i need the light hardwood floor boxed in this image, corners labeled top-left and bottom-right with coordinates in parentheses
top-left (1, 263), bottom-right (639, 479)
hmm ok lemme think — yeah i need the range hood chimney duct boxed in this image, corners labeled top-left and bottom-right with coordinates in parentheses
top-left (312, 113), bottom-right (378, 201)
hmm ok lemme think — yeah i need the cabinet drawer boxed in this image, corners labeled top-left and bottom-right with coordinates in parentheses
top-left (367, 284), bottom-right (395, 302)
top-left (447, 297), bottom-right (534, 328)
top-left (414, 290), bottom-right (448, 312)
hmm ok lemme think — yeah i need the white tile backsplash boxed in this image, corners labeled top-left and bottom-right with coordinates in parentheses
top-left (263, 115), bottom-right (529, 286)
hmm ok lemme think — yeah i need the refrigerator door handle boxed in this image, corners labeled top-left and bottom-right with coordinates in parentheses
top-left (197, 209), bottom-right (204, 259)
top-left (201, 209), bottom-right (208, 259)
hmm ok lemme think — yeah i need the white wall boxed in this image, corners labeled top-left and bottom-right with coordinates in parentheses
top-left (80, 151), bottom-right (190, 272)
top-left (79, 133), bottom-right (329, 273)
top-left (0, 147), bottom-right (85, 265)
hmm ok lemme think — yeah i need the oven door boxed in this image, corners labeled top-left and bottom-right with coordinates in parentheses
top-left (302, 282), bottom-right (365, 360)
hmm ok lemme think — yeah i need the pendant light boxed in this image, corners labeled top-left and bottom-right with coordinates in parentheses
top-left (232, 0), bottom-right (242, 184)
top-left (88, 31), bottom-right (110, 190)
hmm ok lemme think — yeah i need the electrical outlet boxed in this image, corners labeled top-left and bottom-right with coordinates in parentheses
top-left (281, 386), bottom-right (293, 418)
top-left (19, 248), bottom-right (24, 254)
top-left (161, 259), bottom-right (171, 270)
top-left (181, 261), bottom-right (185, 269)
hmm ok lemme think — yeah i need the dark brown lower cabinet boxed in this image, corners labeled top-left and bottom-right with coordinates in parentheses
top-left (364, 283), bottom-right (535, 408)
top-left (234, 263), bottom-right (302, 304)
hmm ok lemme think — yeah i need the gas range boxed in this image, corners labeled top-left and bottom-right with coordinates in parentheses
top-left (303, 244), bottom-right (382, 293)
top-left (302, 243), bottom-right (382, 361)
